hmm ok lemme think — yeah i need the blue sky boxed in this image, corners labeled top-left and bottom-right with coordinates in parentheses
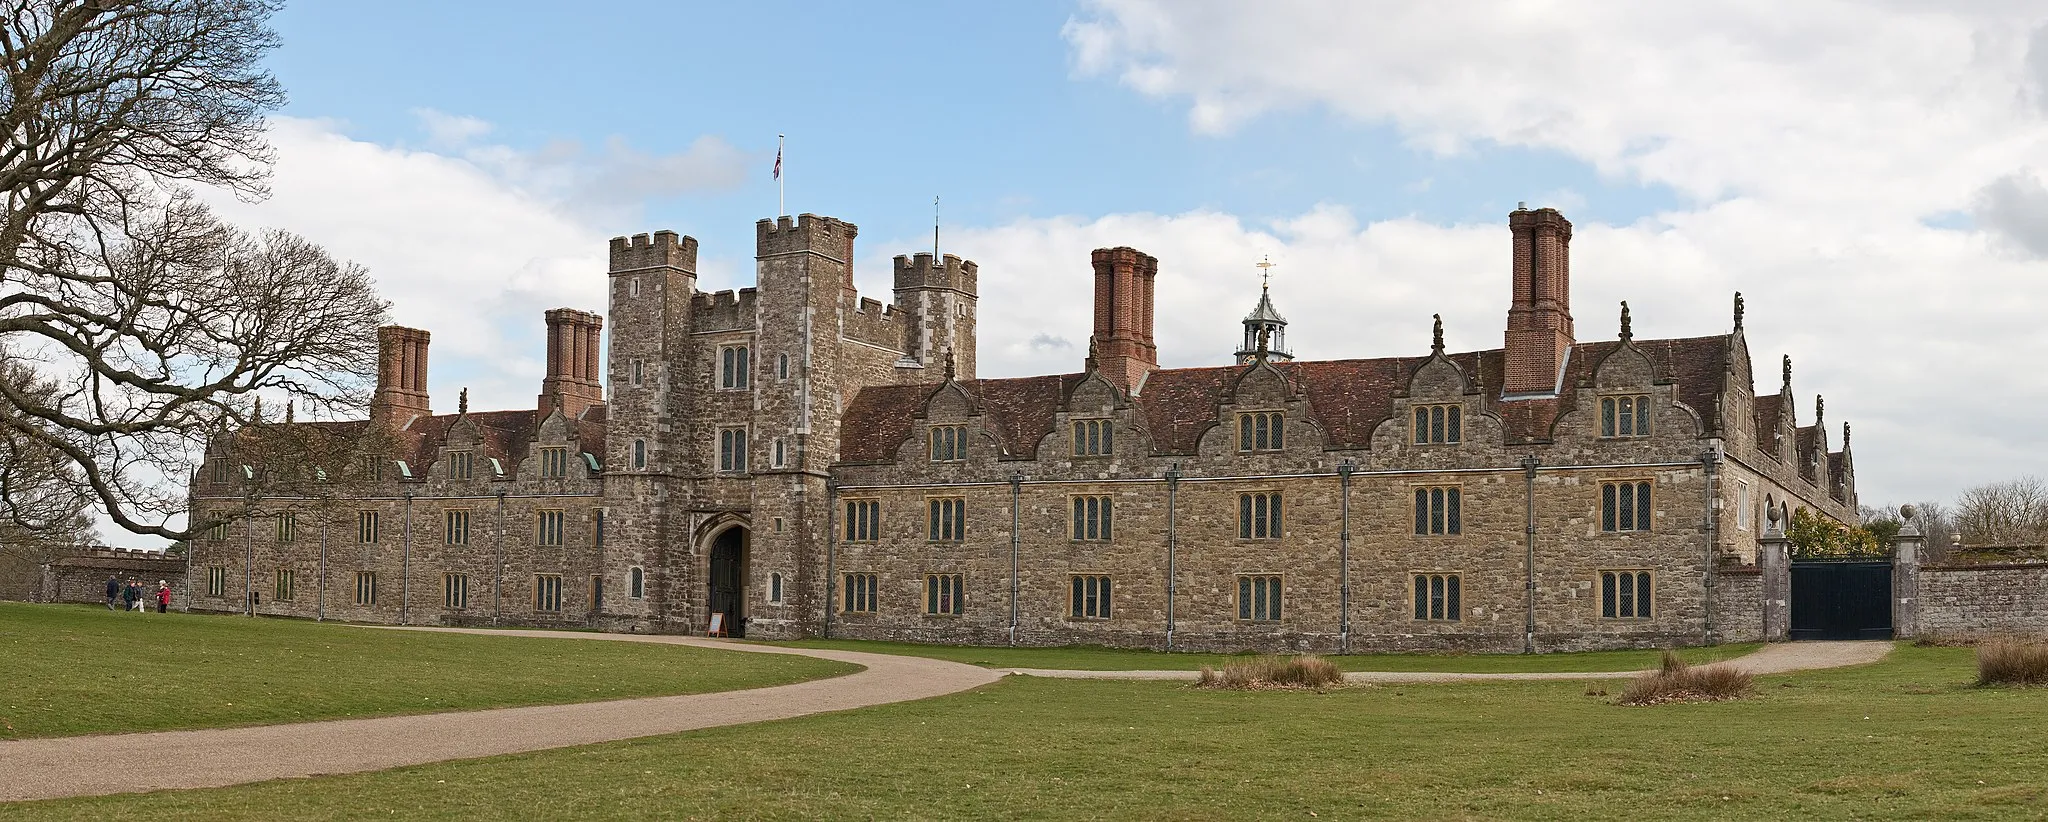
top-left (132, 1), bottom-right (2048, 544)
top-left (263, 1), bottom-right (1677, 253)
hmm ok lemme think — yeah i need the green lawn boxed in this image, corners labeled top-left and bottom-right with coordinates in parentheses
top-left (9, 645), bottom-right (2044, 820)
top-left (0, 603), bottom-right (855, 739)
top-left (767, 636), bottom-right (1760, 672)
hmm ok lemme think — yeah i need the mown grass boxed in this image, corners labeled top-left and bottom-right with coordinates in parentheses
top-left (770, 636), bottom-right (1760, 672)
top-left (0, 603), bottom-right (855, 739)
top-left (15, 646), bottom-right (2037, 820)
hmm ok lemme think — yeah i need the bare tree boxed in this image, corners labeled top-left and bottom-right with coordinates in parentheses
top-left (1954, 477), bottom-right (2048, 547)
top-left (0, 1), bottom-right (388, 539)
top-left (0, 352), bottom-right (97, 598)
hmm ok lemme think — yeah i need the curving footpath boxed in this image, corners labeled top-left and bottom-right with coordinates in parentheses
top-left (1000, 640), bottom-right (1895, 682)
top-left (0, 636), bottom-right (1890, 803)
top-left (0, 628), bottom-right (1001, 803)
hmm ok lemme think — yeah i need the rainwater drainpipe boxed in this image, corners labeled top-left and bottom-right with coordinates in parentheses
top-left (494, 489), bottom-right (505, 625)
top-left (1009, 472), bottom-right (1023, 646)
top-left (1338, 459), bottom-right (1354, 654)
top-left (1164, 465), bottom-right (1180, 652)
top-left (1521, 455), bottom-right (1540, 654)
top-left (317, 518), bottom-right (327, 622)
top-left (824, 478), bottom-right (838, 640)
top-left (401, 490), bottom-right (413, 626)
top-left (1701, 446), bottom-right (1721, 645)
top-left (242, 472), bottom-right (256, 617)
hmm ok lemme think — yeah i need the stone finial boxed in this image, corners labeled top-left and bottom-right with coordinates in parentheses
top-left (1815, 394), bottom-right (1825, 429)
top-left (1764, 502), bottom-right (1783, 536)
top-left (944, 350), bottom-right (957, 382)
top-left (1431, 314), bottom-right (1445, 354)
top-left (1898, 503), bottom-right (1921, 538)
top-left (1255, 324), bottom-right (1272, 360)
top-left (285, 401), bottom-right (295, 424)
top-left (458, 387), bottom-right (469, 415)
top-left (1733, 292), bottom-right (1744, 330)
top-left (1842, 421), bottom-right (1851, 448)
top-left (251, 396), bottom-right (263, 424)
top-left (1900, 503), bottom-right (1916, 521)
top-left (1618, 301), bottom-right (1633, 342)
top-left (1782, 355), bottom-right (1792, 393)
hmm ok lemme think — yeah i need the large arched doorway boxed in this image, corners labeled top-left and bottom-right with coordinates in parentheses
top-left (707, 526), bottom-right (748, 638)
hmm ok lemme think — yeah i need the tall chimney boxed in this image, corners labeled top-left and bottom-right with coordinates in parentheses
top-left (1503, 206), bottom-right (1575, 395)
top-left (539, 308), bottom-right (604, 419)
top-left (370, 325), bottom-right (431, 427)
top-left (1086, 247), bottom-right (1160, 391)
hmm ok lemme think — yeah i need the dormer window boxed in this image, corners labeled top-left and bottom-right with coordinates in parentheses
top-left (1237, 412), bottom-right (1284, 452)
top-left (1413, 404), bottom-right (1462, 445)
top-left (1072, 419), bottom-right (1113, 457)
top-left (448, 450), bottom-right (473, 480)
top-left (210, 460), bottom-right (230, 484)
top-left (929, 425), bottom-right (967, 462)
top-left (1600, 395), bottom-right (1651, 438)
top-left (538, 447), bottom-right (569, 479)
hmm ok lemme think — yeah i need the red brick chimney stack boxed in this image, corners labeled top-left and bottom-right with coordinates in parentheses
top-left (1087, 247), bottom-right (1160, 391)
top-left (370, 325), bottom-right (431, 427)
top-left (1503, 206), bottom-right (1575, 395)
top-left (539, 308), bottom-right (605, 419)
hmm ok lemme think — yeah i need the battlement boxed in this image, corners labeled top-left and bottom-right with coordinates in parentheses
top-left (845, 294), bottom-right (913, 352)
top-left (756, 213), bottom-right (858, 259)
top-left (691, 287), bottom-right (759, 333)
top-left (609, 229), bottom-right (699, 274)
top-left (892, 252), bottom-right (979, 295)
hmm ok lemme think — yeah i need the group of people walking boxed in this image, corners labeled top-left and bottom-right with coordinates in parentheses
top-left (105, 576), bottom-right (170, 613)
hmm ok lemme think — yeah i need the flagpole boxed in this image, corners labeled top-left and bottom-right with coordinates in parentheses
top-left (777, 134), bottom-right (786, 217)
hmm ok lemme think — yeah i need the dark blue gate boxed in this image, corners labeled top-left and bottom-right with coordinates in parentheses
top-left (1789, 560), bottom-right (1893, 640)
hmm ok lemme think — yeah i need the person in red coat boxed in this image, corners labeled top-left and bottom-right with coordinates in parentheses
top-left (155, 581), bottom-right (171, 613)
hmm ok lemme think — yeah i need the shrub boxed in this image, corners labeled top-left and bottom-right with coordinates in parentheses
top-left (1196, 655), bottom-right (1344, 690)
top-left (1618, 650), bottom-right (1754, 705)
top-left (1977, 640), bottom-right (2048, 687)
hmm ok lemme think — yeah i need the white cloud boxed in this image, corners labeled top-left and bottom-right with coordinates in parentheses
top-left (412, 108), bottom-right (492, 146)
top-left (1052, 0), bottom-right (2048, 506)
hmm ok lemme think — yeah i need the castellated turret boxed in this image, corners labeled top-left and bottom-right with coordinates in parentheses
top-left (893, 252), bottom-right (979, 380)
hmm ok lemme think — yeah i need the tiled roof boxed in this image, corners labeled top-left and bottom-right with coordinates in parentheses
top-left (1795, 425), bottom-right (1821, 482)
top-left (838, 334), bottom-right (1735, 462)
top-left (1754, 394), bottom-right (1784, 448)
top-left (229, 405), bottom-right (604, 478)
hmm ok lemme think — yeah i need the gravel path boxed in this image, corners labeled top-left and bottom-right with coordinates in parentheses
top-left (0, 629), bottom-right (1000, 803)
top-left (1000, 640), bottom-right (1896, 682)
top-left (0, 636), bottom-right (1891, 802)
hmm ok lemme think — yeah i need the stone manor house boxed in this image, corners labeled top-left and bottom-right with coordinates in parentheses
top-left (185, 206), bottom-right (1859, 652)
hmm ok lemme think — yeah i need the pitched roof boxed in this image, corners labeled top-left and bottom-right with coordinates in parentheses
top-left (837, 334), bottom-right (1735, 462)
top-left (1754, 394), bottom-right (1784, 448)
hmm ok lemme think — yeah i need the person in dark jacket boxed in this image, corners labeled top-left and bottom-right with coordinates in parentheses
top-left (122, 580), bottom-right (142, 612)
top-left (105, 575), bottom-right (121, 610)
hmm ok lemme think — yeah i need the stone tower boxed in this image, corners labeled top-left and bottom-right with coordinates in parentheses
top-left (599, 230), bottom-right (697, 627)
top-left (893, 252), bottom-right (979, 379)
top-left (1504, 205), bottom-right (1575, 396)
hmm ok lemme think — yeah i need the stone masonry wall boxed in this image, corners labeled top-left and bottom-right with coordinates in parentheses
top-left (1916, 564), bottom-right (2048, 638)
